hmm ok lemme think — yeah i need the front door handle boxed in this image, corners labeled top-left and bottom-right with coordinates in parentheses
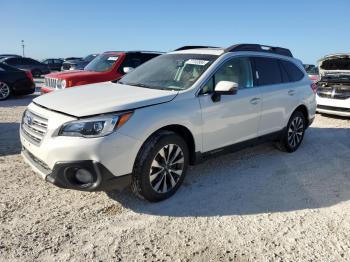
top-left (250, 97), bottom-right (261, 105)
top-left (288, 89), bottom-right (296, 96)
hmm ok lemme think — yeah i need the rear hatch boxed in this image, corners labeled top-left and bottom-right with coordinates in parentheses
top-left (317, 54), bottom-right (350, 100)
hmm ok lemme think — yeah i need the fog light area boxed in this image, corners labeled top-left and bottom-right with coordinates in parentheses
top-left (74, 168), bottom-right (94, 184)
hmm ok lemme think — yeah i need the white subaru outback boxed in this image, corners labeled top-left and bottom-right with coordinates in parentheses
top-left (20, 44), bottom-right (316, 201)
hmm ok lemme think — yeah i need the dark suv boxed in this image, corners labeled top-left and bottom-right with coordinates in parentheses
top-left (1, 57), bottom-right (50, 77)
top-left (42, 58), bottom-right (64, 71)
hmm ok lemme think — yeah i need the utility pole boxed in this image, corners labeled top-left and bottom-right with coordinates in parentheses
top-left (21, 40), bottom-right (25, 57)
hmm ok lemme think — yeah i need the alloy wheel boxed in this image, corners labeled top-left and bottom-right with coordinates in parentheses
top-left (287, 116), bottom-right (304, 148)
top-left (149, 144), bottom-right (185, 193)
top-left (0, 82), bottom-right (10, 100)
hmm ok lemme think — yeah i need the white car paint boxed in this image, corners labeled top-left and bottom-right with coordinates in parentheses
top-left (34, 81), bottom-right (178, 117)
top-left (20, 49), bottom-right (316, 182)
top-left (316, 95), bottom-right (350, 117)
top-left (316, 54), bottom-right (350, 117)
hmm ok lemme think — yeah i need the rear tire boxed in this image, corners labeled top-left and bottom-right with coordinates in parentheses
top-left (131, 131), bottom-right (189, 202)
top-left (0, 81), bottom-right (11, 100)
top-left (278, 110), bottom-right (306, 152)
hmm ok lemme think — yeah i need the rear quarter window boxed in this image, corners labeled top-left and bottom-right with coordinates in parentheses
top-left (280, 60), bottom-right (304, 82)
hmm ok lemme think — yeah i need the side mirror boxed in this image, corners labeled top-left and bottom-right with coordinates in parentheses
top-left (123, 67), bottom-right (134, 74)
top-left (212, 81), bottom-right (238, 102)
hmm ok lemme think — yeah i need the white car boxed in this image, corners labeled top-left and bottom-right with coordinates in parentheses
top-left (20, 44), bottom-right (316, 201)
top-left (316, 54), bottom-right (350, 117)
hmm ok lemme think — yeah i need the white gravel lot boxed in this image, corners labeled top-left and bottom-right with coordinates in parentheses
top-left (0, 81), bottom-right (349, 261)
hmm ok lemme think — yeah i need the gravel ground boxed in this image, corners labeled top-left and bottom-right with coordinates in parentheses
top-left (1, 82), bottom-right (350, 261)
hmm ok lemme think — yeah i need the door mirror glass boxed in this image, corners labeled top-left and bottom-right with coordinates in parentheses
top-left (214, 81), bottom-right (238, 95)
top-left (123, 67), bottom-right (134, 74)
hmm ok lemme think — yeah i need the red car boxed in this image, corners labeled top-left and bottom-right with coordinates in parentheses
top-left (303, 64), bottom-right (319, 83)
top-left (41, 51), bottom-right (161, 93)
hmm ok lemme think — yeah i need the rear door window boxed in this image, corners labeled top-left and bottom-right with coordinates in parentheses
top-left (254, 57), bottom-right (282, 86)
top-left (279, 61), bottom-right (289, 83)
top-left (280, 60), bottom-right (304, 82)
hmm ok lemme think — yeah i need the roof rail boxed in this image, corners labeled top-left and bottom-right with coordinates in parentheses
top-left (225, 44), bottom-right (293, 57)
top-left (174, 46), bottom-right (219, 51)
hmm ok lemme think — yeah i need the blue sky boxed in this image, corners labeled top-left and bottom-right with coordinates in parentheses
top-left (1, 0), bottom-right (350, 64)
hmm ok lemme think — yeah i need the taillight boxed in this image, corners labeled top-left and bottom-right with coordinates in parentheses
top-left (310, 83), bottom-right (317, 94)
top-left (25, 71), bottom-right (34, 82)
top-left (309, 75), bottom-right (319, 82)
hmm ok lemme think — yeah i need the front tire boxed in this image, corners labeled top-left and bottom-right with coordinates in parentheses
top-left (0, 81), bottom-right (11, 100)
top-left (131, 131), bottom-right (189, 202)
top-left (278, 110), bottom-right (306, 152)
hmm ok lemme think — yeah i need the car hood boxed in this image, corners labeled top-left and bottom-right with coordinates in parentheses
top-left (45, 70), bottom-right (102, 80)
top-left (318, 54), bottom-right (350, 77)
top-left (33, 81), bottom-right (178, 117)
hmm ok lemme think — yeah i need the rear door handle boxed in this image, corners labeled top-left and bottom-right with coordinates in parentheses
top-left (288, 89), bottom-right (296, 96)
top-left (250, 97), bottom-right (261, 105)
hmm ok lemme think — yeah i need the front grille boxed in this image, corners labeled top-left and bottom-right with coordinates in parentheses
top-left (21, 110), bottom-right (48, 146)
top-left (317, 85), bottom-right (350, 100)
top-left (317, 105), bottom-right (350, 113)
top-left (45, 77), bottom-right (59, 89)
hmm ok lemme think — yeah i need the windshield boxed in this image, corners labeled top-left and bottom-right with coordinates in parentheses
top-left (85, 53), bottom-right (119, 72)
top-left (119, 53), bottom-right (218, 90)
top-left (84, 54), bottom-right (98, 62)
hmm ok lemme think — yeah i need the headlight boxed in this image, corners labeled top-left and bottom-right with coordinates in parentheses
top-left (56, 79), bottom-right (66, 89)
top-left (59, 112), bottom-right (133, 138)
top-left (61, 80), bottom-right (66, 88)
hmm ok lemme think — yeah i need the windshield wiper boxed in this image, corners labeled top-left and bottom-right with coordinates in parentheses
top-left (117, 82), bottom-right (153, 88)
top-left (116, 81), bottom-right (180, 91)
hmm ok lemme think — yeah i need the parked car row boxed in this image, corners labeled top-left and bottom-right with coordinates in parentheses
top-left (1, 48), bottom-right (348, 119)
top-left (19, 43), bottom-right (318, 201)
top-left (0, 56), bottom-right (50, 77)
top-left (0, 63), bottom-right (35, 100)
top-left (41, 51), bottom-right (161, 93)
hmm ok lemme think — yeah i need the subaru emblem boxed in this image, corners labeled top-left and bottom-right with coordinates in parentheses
top-left (26, 114), bottom-right (33, 125)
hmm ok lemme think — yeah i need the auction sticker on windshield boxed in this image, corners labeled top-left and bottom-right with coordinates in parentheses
top-left (185, 59), bottom-right (209, 66)
top-left (107, 56), bottom-right (118, 61)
